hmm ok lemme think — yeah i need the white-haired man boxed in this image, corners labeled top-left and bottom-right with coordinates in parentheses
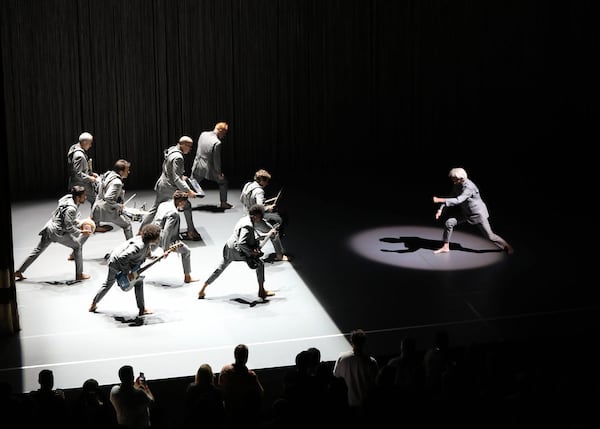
top-left (67, 132), bottom-right (111, 232)
top-left (433, 167), bottom-right (513, 254)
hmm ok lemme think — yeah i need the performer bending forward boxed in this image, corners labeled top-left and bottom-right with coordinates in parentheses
top-left (89, 224), bottom-right (161, 316)
top-left (433, 167), bottom-right (513, 254)
top-left (197, 204), bottom-right (275, 300)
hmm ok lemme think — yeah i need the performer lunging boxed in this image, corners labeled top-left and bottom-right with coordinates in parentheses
top-left (433, 167), bottom-right (513, 254)
top-left (14, 186), bottom-right (93, 281)
top-left (197, 204), bottom-right (275, 300)
top-left (89, 224), bottom-right (161, 316)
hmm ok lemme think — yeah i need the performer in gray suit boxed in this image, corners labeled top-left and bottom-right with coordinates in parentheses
top-left (89, 159), bottom-right (133, 240)
top-left (152, 190), bottom-right (199, 283)
top-left (191, 122), bottom-right (233, 209)
top-left (14, 186), bottom-right (93, 281)
top-left (89, 223), bottom-right (161, 316)
top-left (240, 169), bottom-right (289, 261)
top-left (67, 132), bottom-right (111, 232)
top-left (433, 167), bottom-right (513, 254)
top-left (197, 204), bottom-right (275, 300)
top-left (140, 136), bottom-right (200, 240)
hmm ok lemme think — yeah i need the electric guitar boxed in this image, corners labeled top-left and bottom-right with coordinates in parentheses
top-left (116, 241), bottom-right (183, 291)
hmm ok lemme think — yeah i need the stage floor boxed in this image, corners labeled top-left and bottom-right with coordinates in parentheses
top-left (1, 186), bottom-right (595, 393)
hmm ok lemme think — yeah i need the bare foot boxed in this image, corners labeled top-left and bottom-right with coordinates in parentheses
top-left (89, 303), bottom-right (97, 313)
top-left (433, 246), bottom-right (450, 254)
top-left (275, 254), bottom-right (291, 262)
top-left (77, 273), bottom-right (91, 280)
top-left (219, 202), bottom-right (233, 209)
top-left (505, 244), bottom-right (514, 255)
top-left (259, 290), bottom-right (275, 300)
top-left (138, 308), bottom-right (153, 316)
top-left (184, 275), bottom-right (199, 283)
top-left (67, 254), bottom-right (75, 261)
top-left (14, 271), bottom-right (26, 281)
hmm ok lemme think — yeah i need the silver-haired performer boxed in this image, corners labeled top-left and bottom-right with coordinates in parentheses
top-left (67, 131), bottom-right (111, 232)
top-left (433, 167), bottom-right (513, 254)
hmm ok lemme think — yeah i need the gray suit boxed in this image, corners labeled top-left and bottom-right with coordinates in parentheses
top-left (441, 178), bottom-right (510, 250)
top-left (153, 200), bottom-right (192, 274)
top-left (240, 181), bottom-right (285, 255)
top-left (91, 235), bottom-right (150, 313)
top-left (67, 143), bottom-right (96, 206)
top-left (140, 145), bottom-right (195, 232)
top-left (205, 215), bottom-right (264, 286)
top-left (89, 170), bottom-right (133, 239)
top-left (191, 131), bottom-right (228, 203)
top-left (17, 194), bottom-right (85, 278)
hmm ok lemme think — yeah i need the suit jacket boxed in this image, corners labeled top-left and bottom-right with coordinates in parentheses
top-left (443, 178), bottom-right (489, 224)
top-left (154, 200), bottom-right (180, 249)
top-left (108, 236), bottom-right (150, 274)
top-left (154, 145), bottom-right (191, 195)
top-left (67, 143), bottom-right (92, 188)
top-left (192, 131), bottom-right (223, 181)
top-left (42, 194), bottom-right (82, 240)
top-left (92, 170), bottom-right (125, 222)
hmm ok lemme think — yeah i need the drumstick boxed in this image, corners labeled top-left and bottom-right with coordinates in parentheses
top-left (264, 188), bottom-right (282, 204)
top-left (123, 193), bottom-right (136, 206)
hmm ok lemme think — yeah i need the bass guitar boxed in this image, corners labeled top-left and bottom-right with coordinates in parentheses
top-left (116, 241), bottom-right (183, 291)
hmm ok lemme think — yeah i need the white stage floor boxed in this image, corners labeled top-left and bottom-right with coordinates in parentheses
top-left (3, 189), bottom-right (350, 393)
top-left (2, 185), bottom-right (596, 397)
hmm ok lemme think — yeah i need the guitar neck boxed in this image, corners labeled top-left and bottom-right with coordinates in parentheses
top-left (136, 251), bottom-right (170, 275)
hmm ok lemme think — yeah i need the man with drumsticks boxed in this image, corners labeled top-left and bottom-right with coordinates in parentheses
top-left (88, 159), bottom-right (134, 240)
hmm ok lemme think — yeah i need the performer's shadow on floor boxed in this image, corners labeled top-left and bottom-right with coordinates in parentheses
top-left (379, 236), bottom-right (502, 254)
top-left (192, 204), bottom-right (227, 213)
top-left (113, 313), bottom-right (164, 327)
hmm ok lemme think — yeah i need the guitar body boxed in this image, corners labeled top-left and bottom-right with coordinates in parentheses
top-left (116, 271), bottom-right (142, 292)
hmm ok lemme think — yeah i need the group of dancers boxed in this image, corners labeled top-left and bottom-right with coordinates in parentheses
top-left (14, 124), bottom-right (291, 317)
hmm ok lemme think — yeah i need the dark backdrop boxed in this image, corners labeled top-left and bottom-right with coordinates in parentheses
top-left (1, 0), bottom-right (593, 210)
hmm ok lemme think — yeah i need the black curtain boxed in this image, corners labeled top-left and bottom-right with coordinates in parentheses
top-left (1, 0), bottom-right (594, 206)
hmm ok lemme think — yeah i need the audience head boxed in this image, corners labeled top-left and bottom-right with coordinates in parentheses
top-left (118, 365), bottom-right (135, 385)
top-left (38, 369), bottom-right (54, 390)
top-left (233, 344), bottom-right (249, 366)
top-left (195, 363), bottom-right (215, 386)
top-left (350, 329), bottom-right (367, 353)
